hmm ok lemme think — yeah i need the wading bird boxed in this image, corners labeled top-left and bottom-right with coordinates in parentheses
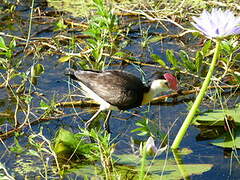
top-left (66, 68), bottom-right (178, 131)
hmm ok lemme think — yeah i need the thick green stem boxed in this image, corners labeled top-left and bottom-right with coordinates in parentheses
top-left (171, 40), bottom-right (221, 149)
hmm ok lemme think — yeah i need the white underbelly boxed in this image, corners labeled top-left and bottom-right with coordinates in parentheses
top-left (77, 81), bottom-right (120, 111)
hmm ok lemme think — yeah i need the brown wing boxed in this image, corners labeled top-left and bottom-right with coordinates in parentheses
top-left (73, 70), bottom-right (148, 110)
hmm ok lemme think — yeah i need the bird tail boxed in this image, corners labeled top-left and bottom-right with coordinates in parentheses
top-left (65, 68), bottom-right (89, 99)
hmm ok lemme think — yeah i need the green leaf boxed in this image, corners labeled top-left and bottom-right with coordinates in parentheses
top-left (148, 36), bottom-right (164, 43)
top-left (30, 63), bottom-right (44, 85)
top-left (34, 63), bottom-right (44, 75)
top-left (0, 36), bottom-right (7, 51)
top-left (114, 51), bottom-right (128, 58)
top-left (87, 38), bottom-right (98, 47)
top-left (10, 137), bottom-right (24, 154)
top-left (166, 49), bottom-right (178, 68)
top-left (221, 40), bottom-right (232, 53)
top-left (201, 40), bottom-right (212, 56)
top-left (58, 56), bottom-right (72, 63)
top-left (179, 50), bottom-right (195, 72)
top-left (193, 106), bottom-right (240, 126)
top-left (210, 127), bottom-right (240, 148)
top-left (131, 127), bottom-right (145, 132)
top-left (151, 54), bottom-right (166, 67)
top-left (135, 122), bottom-right (146, 127)
top-left (9, 38), bottom-right (16, 49)
top-left (53, 128), bottom-right (97, 160)
top-left (137, 131), bottom-right (148, 136)
top-left (39, 100), bottom-right (49, 110)
top-left (54, 18), bottom-right (67, 31)
top-left (28, 149), bottom-right (40, 158)
top-left (115, 154), bottom-right (213, 179)
top-left (0, 58), bottom-right (8, 69)
top-left (233, 72), bottom-right (240, 84)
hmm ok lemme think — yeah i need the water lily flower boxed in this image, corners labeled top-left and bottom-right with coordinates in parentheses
top-left (172, 8), bottom-right (240, 149)
top-left (191, 8), bottom-right (240, 39)
top-left (146, 136), bottom-right (158, 155)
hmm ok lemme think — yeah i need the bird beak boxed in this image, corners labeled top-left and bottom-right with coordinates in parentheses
top-left (163, 73), bottom-right (178, 91)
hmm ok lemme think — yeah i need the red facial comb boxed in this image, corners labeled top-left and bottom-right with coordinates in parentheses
top-left (164, 73), bottom-right (178, 90)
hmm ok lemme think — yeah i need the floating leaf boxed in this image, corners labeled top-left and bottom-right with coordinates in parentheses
top-left (115, 154), bottom-right (213, 179)
top-left (194, 105), bottom-right (240, 148)
top-left (47, 0), bottom-right (94, 17)
top-left (64, 164), bottom-right (102, 178)
top-left (193, 106), bottom-right (240, 126)
top-left (210, 127), bottom-right (240, 148)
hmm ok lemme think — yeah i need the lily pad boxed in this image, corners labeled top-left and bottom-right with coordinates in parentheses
top-left (47, 0), bottom-right (94, 17)
top-left (210, 127), bottom-right (240, 148)
top-left (114, 154), bottom-right (213, 180)
top-left (193, 105), bottom-right (240, 126)
top-left (193, 105), bottom-right (240, 148)
top-left (63, 153), bottom-right (212, 179)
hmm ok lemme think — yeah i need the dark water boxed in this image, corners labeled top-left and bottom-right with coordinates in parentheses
top-left (0, 1), bottom-right (240, 179)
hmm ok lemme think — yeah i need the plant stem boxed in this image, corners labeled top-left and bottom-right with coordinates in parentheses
top-left (139, 143), bottom-right (147, 180)
top-left (171, 39), bottom-right (221, 149)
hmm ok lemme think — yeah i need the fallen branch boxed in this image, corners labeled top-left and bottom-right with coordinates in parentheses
top-left (0, 116), bottom-right (61, 140)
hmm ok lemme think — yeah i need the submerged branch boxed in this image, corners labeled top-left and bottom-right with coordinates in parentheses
top-left (0, 116), bottom-right (60, 140)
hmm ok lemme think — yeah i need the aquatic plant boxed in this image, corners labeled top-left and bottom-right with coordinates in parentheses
top-left (83, 0), bottom-right (119, 70)
top-left (172, 8), bottom-right (240, 149)
top-left (191, 8), bottom-right (240, 39)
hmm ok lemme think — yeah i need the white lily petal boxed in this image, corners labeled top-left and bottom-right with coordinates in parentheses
top-left (192, 8), bottom-right (240, 38)
top-left (146, 136), bottom-right (157, 155)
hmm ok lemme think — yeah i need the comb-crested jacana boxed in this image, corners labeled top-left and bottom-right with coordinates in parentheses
top-left (66, 68), bottom-right (178, 131)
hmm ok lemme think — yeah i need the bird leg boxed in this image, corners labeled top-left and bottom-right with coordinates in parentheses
top-left (104, 110), bottom-right (112, 133)
top-left (85, 109), bottom-right (102, 128)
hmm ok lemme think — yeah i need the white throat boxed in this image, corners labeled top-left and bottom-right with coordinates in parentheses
top-left (141, 79), bottom-right (169, 105)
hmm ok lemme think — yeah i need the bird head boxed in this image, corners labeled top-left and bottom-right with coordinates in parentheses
top-left (150, 73), bottom-right (178, 92)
